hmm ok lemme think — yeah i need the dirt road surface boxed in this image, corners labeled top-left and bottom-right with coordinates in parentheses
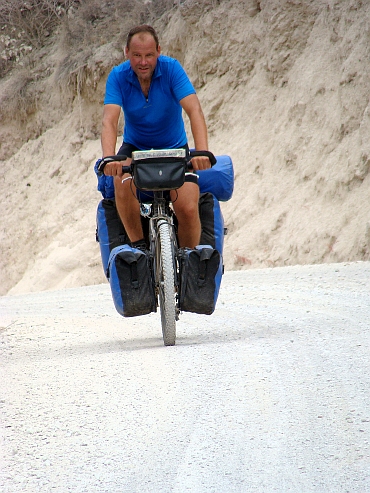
top-left (1, 262), bottom-right (370, 492)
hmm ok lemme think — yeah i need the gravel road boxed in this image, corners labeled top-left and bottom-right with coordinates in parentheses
top-left (1, 262), bottom-right (370, 492)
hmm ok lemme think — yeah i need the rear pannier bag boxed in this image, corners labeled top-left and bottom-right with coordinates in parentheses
top-left (96, 199), bottom-right (130, 276)
top-left (107, 244), bottom-right (156, 317)
top-left (179, 245), bottom-right (222, 315)
top-left (199, 193), bottom-right (225, 254)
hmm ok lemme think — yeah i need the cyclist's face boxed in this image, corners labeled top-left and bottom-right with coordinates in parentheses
top-left (125, 33), bottom-right (161, 82)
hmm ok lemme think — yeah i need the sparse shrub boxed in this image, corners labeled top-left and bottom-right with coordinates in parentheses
top-left (0, 0), bottom-right (76, 47)
top-left (0, 68), bottom-right (37, 121)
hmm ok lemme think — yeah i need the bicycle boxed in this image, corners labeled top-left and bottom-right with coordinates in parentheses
top-left (97, 148), bottom-right (216, 346)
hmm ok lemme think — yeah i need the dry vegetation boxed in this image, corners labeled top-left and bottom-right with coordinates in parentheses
top-left (0, 0), bottom-right (174, 159)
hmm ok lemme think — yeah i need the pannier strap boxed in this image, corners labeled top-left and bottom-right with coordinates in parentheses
top-left (119, 250), bottom-right (139, 289)
top-left (197, 248), bottom-right (214, 286)
top-left (130, 261), bottom-right (139, 289)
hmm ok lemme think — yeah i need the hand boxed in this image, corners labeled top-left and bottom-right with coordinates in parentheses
top-left (103, 161), bottom-right (125, 177)
top-left (190, 155), bottom-right (211, 171)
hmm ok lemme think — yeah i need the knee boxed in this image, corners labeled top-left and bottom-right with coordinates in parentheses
top-left (176, 201), bottom-right (199, 222)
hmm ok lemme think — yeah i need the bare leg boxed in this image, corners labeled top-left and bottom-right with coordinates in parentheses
top-left (171, 182), bottom-right (200, 248)
top-left (114, 174), bottom-right (144, 242)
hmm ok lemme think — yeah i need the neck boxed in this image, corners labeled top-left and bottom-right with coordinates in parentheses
top-left (139, 79), bottom-right (151, 97)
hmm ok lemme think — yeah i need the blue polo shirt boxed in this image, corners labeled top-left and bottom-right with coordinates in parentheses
top-left (104, 55), bottom-right (196, 149)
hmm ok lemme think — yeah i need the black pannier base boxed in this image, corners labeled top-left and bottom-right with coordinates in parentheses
top-left (107, 244), bottom-right (156, 318)
top-left (178, 245), bottom-right (222, 315)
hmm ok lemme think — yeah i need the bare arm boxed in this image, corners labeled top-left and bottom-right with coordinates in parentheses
top-left (180, 94), bottom-right (210, 170)
top-left (101, 104), bottom-right (124, 176)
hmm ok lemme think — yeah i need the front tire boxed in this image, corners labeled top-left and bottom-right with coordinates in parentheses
top-left (156, 220), bottom-right (176, 346)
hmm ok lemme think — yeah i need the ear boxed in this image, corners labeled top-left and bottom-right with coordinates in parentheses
top-left (124, 46), bottom-right (129, 58)
top-left (157, 44), bottom-right (161, 55)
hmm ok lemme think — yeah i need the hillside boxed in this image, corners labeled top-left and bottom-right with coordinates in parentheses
top-left (1, 0), bottom-right (370, 295)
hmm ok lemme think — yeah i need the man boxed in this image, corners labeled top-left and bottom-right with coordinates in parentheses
top-left (100, 24), bottom-right (211, 250)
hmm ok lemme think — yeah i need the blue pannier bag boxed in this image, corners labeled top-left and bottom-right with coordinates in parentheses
top-left (178, 245), bottom-right (222, 315)
top-left (179, 193), bottom-right (225, 315)
top-left (196, 154), bottom-right (234, 202)
top-left (96, 199), bottom-right (130, 276)
top-left (94, 159), bottom-right (115, 199)
top-left (198, 193), bottom-right (224, 254)
top-left (107, 244), bottom-right (156, 317)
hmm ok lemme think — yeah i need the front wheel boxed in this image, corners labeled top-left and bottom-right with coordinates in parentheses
top-left (156, 220), bottom-right (177, 346)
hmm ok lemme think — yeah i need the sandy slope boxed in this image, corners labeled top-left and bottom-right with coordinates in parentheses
top-left (1, 0), bottom-right (370, 295)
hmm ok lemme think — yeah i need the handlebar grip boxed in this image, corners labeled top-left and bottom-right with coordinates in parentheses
top-left (189, 150), bottom-right (217, 166)
top-left (122, 165), bottom-right (132, 174)
top-left (97, 154), bottom-right (127, 175)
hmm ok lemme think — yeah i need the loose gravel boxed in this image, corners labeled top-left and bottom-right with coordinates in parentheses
top-left (1, 262), bottom-right (370, 492)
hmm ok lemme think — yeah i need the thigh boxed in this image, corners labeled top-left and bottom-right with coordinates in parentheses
top-left (171, 181), bottom-right (200, 212)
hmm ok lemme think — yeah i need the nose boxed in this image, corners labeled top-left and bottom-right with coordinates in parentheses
top-left (139, 56), bottom-right (148, 66)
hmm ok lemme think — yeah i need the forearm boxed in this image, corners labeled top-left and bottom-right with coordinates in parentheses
top-left (190, 108), bottom-right (209, 151)
top-left (101, 119), bottom-right (118, 157)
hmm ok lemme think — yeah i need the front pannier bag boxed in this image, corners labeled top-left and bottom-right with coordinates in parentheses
top-left (107, 245), bottom-right (156, 317)
top-left (179, 245), bottom-right (222, 315)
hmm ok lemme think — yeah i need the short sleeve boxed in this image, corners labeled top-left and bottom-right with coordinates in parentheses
top-left (170, 59), bottom-right (196, 102)
top-left (104, 69), bottom-right (124, 106)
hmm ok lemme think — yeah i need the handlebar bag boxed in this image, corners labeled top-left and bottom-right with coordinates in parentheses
top-left (107, 244), bottom-right (156, 317)
top-left (132, 158), bottom-right (186, 191)
top-left (178, 245), bottom-right (222, 315)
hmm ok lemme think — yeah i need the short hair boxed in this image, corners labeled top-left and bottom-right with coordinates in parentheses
top-left (126, 25), bottom-right (160, 50)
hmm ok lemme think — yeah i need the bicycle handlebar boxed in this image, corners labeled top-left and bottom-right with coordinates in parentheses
top-left (189, 150), bottom-right (217, 166)
top-left (97, 154), bottom-right (127, 176)
top-left (97, 150), bottom-right (216, 176)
